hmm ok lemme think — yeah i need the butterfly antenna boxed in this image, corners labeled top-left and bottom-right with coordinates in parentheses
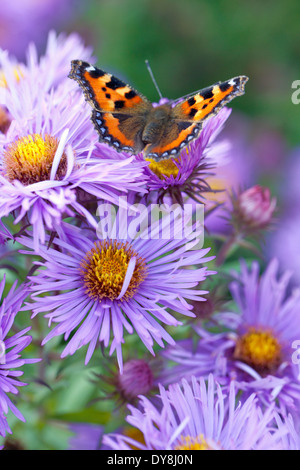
top-left (145, 59), bottom-right (163, 100)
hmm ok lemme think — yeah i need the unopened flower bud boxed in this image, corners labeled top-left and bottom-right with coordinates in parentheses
top-left (117, 359), bottom-right (153, 401)
top-left (233, 185), bottom-right (276, 231)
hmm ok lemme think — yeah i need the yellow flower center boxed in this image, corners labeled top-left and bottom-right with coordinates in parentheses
top-left (175, 434), bottom-right (212, 450)
top-left (80, 240), bottom-right (147, 302)
top-left (146, 157), bottom-right (179, 179)
top-left (3, 134), bottom-right (67, 185)
top-left (234, 327), bottom-right (282, 373)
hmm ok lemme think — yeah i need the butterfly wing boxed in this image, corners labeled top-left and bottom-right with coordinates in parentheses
top-left (69, 60), bottom-right (151, 153)
top-left (173, 75), bottom-right (249, 122)
top-left (144, 76), bottom-right (248, 161)
top-left (143, 119), bottom-right (203, 160)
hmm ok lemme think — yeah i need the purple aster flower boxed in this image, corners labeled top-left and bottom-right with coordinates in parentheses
top-left (103, 374), bottom-right (293, 450)
top-left (160, 259), bottom-right (300, 414)
top-left (0, 35), bottom-right (149, 250)
top-left (137, 107), bottom-right (232, 205)
top-left (19, 204), bottom-right (214, 371)
top-left (100, 105), bottom-right (232, 206)
top-left (273, 412), bottom-right (300, 450)
top-left (0, 31), bottom-right (93, 114)
top-left (0, 275), bottom-right (39, 437)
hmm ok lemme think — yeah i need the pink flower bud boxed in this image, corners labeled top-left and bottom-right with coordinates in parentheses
top-left (234, 185), bottom-right (276, 230)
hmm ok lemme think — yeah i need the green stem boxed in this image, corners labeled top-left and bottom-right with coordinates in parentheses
top-left (215, 233), bottom-right (238, 267)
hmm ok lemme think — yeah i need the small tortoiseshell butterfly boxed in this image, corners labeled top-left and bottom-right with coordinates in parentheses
top-left (69, 60), bottom-right (248, 161)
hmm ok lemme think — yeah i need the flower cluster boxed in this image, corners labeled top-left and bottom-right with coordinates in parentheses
top-left (0, 30), bottom-right (298, 450)
top-left (0, 31), bottom-right (149, 250)
top-left (159, 259), bottom-right (300, 412)
top-left (104, 375), bottom-right (297, 450)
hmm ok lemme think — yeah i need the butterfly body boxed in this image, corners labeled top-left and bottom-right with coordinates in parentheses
top-left (69, 60), bottom-right (248, 161)
top-left (142, 104), bottom-right (174, 148)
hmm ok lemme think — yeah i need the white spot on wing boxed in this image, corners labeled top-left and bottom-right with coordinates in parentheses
top-left (228, 78), bottom-right (237, 86)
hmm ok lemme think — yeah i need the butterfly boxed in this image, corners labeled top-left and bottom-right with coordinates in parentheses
top-left (69, 60), bottom-right (248, 161)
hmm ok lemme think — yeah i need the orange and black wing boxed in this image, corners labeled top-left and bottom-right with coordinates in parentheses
top-left (174, 75), bottom-right (249, 122)
top-left (144, 120), bottom-right (203, 161)
top-left (69, 60), bottom-right (151, 154)
top-left (144, 76), bottom-right (248, 161)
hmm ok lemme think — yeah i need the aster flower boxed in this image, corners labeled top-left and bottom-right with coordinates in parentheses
top-left (160, 259), bottom-right (300, 414)
top-left (0, 34), bottom-right (149, 250)
top-left (273, 412), bottom-right (300, 450)
top-left (0, 31), bottom-right (93, 117)
top-left (100, 106), bottom-right (231, 206)
top-left (19, 204), bottom-right (214, 371)
top-left (0, 275), bottom-right (39, 437)
top-left (103, 374), bottom-right (292, 450)
top-left (141, 107), bottom-right (232, 205)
